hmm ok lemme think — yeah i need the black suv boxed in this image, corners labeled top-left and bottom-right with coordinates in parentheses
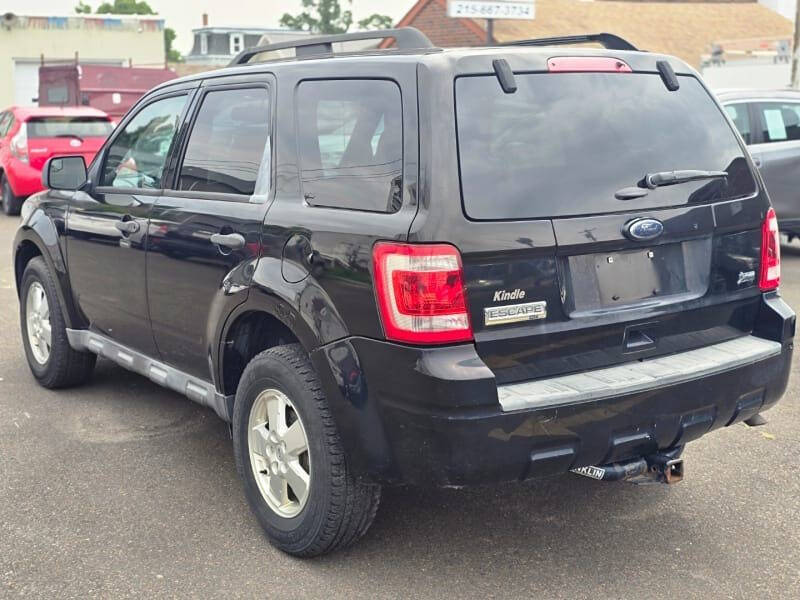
top-left (12, 29), bottom-right (795, 556)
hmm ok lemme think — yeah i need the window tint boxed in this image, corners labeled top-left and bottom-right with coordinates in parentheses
top-left (296, 79), bottom-right (402, 213)
top-left (757, 102), bottom-right (800, 143)
top-left (27, 117), bottom-right (112, 139)
top-left (456, 73), bottom-right (755, 220)
top-left (178, 88), bottom-right (269, 196)
top-left (102, 95), bottom-right (187, 189)
top-left (724, 104), bottom-right (751, 144)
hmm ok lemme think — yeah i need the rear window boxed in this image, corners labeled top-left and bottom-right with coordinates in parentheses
top-left (26, 117), bottom-right (112, 139)
top-left (455, 73), bottom-right (756, 220)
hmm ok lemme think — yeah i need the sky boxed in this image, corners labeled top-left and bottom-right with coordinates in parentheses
top-left (5, 0), bottom-right (418, 54)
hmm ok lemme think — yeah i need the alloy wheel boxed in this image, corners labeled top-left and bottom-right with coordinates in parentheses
top-left (248, 388), bottom-right (312, 518)
top-left (25, 281), bottom-right (52, 365)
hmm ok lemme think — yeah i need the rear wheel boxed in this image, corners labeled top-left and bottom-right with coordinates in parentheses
top-left (20, 257), bottom-right (95, 388)
top-left (1, 176), bottom-right (23, 216)
top-left (233, 344), bottom-right (381, 557)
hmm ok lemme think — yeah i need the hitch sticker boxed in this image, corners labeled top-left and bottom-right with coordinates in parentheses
top-left (570, 466), bottom-right (606, 480)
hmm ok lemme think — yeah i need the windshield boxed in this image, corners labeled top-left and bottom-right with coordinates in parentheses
top-left (26, 117), bottom-right (113, 139)
top-left (455, 73), bottom-right (756, 220)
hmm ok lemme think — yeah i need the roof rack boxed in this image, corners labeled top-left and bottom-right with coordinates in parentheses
top-left (499, 33), bottom-right (639, 52)
top-left (229, 27), bottom-right (434, 66)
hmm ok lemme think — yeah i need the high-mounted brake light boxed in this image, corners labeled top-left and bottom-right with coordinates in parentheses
top-left (759, 207), bottom-right (780, 291)
top-left (372, 242), bottom-right (473, 344)
top-left (547, 56), bottom-right (632, 73)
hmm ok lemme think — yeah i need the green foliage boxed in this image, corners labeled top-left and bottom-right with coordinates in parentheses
top-left (164, 27), bottom-right (183, 63)
top-left (95, 0), bottom-right (156, 14)
top-left (357, 14), bottom-right (393, 30)
top-left (74, 2), bottom-right (92, 14)
top-left (280, 0), bottom-right (392, 34)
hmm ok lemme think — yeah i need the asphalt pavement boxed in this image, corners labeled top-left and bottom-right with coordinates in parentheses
top-left (1, 214), bottom-right (798, 599)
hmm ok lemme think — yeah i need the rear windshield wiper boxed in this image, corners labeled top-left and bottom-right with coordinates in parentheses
top-left (643, 169), bottom-right (727, 189)
top-left (56, 133), bottom-right (84, 142)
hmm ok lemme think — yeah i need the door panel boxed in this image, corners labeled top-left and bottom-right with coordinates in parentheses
top-left (750, 140), bottom-right (800, 223)
top-left (66, 91), bottom-right (192, 356)
top-left (146, 81), bottom-right (272, 381)
top-left (146, 197), bottom-right (265, 379)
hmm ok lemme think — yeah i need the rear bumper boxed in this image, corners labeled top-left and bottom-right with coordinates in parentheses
top-left (312, 294), bottom-right (794, 486)
top-left (4, 159), bottom-right (43, 197)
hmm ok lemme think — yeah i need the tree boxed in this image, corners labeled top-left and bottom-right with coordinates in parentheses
top-left (280, 0), bottom-right (392, 34)
top-left (164, 27), bottom-right (182, 63)
top-left (74, 1), bottom-right (182, 63)
top-left (95, 0), bottom-right (155, 14)
top-left (357, 14), bottom-right (393, 30)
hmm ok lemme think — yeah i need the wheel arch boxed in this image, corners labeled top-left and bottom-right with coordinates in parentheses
top-left (217, 299), bottom-right (317, 398)
top-left (13, 222), bottom-right (80, 329)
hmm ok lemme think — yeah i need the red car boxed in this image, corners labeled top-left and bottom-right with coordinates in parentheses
top-left (0, 106), bottom-right (113, 215)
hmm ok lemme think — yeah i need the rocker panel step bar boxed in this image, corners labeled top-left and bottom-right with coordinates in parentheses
top-left (498, 336), bottom-right (782, 412)
top-left (66, 329), bottom-right (234, 422)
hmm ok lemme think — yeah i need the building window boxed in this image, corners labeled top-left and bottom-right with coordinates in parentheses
top-left (200, 33), bottom-right (208, 55)
top-left (230, 33), bottom-right (244, 55)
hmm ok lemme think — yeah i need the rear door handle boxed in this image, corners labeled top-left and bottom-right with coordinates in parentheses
top-left (114, 220), bottom-right (139, 234)
top-left (210, 232), bottom-right (245, 250)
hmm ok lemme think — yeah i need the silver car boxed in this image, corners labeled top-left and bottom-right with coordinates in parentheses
top-left (718, 89), bottom-right (800, 238)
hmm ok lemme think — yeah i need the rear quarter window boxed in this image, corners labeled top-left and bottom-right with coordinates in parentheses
top-left (296, 79), bottom-right (403, 213)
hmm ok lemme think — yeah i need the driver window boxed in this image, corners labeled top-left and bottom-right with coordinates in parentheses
top-left (101, 95), bottom-right (188, 189)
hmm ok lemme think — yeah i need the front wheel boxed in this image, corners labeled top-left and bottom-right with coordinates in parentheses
top-left (233, 344), bottom-right (381, 557)
top-left (2, 176), bottom-right (23, 216)
top-left (20, 257), bottom-right (95, 388)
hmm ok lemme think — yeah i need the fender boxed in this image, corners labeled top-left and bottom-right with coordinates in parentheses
top-left (12, 194), bottom-right (84, 330)
top-left (213, 254), bottom-right (349, 395)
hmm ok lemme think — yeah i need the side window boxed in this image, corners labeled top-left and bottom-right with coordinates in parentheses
top-left (101, 94), bottom-right (188, 189)
top-left (724, 104), bottom-right (751, 145)
top-left (296, 79), bottom-right (403, 213)
top-left (178, 87), bottom-right (270, 196)
top-left (757, 102), bottom-right (800, 143)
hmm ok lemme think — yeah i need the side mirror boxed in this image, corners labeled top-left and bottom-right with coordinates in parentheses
top-left (42, 156), bottom-right (87, 191)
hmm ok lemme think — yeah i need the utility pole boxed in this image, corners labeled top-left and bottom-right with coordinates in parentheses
top-left (793, 0), bottom-right (800, 88)
top-left (487, 18), bottom-right (494, 44)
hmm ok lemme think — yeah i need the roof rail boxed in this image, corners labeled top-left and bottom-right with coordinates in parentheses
top-left (229, 27), bottom-right (434, 66)
top-left (499, 33), bottom-right (638, 52)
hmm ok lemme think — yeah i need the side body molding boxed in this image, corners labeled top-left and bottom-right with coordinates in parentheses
top-left (66, 329), bottom-right (235, 421)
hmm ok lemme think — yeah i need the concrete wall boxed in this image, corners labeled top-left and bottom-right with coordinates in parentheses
top-left (702, 61), bottom-right (792, 89)
top-left (0, 15), bottom-right (165, 107)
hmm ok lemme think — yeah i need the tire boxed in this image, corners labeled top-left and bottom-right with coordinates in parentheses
top-left (233, 344), bottom-right (381, 557)
top-left (19, 257), bottom-right (96, 388)
top-left (2, 176), bottom-right (23, 216)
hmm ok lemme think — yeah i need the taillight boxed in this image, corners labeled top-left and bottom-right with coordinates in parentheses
top-left (372, 242), bottom-right (473, 344)
top-left (759, 207), bottom-right (780, 291)
top-left (11, 124), bottom-right (28, 163)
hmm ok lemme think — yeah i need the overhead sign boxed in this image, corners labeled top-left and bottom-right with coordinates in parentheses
top-left (447, 0), bottom-right (535, 20)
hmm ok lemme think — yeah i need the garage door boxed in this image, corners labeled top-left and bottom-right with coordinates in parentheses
top-left (13, 61), bottom-right (40, 106)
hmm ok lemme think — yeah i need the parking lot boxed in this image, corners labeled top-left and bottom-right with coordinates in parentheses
top-left (0, 213), bottom-right (798, 599)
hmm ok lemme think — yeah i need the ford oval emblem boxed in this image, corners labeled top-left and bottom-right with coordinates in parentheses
top-left (624, 217), bottom-right (664, 241)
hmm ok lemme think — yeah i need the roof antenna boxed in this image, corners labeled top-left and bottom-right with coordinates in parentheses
top-left (492, 58), bottom-right (517, 94)
top-left (656, 60), bottom-right (679, 91)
